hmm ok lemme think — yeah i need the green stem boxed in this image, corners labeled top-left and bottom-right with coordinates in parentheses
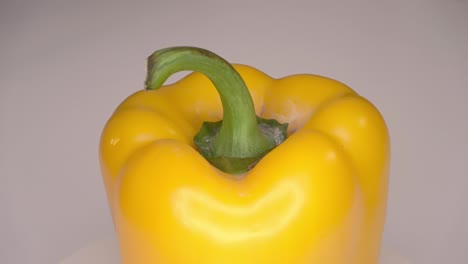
top-left (145, 46), bottom-right (287, 174)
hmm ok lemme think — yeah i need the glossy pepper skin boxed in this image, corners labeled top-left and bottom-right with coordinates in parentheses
top-left (99, 49), bottom-right (390, 263)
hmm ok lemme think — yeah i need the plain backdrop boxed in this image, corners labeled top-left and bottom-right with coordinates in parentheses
top-left (1, 0), bottom-right (467, 263)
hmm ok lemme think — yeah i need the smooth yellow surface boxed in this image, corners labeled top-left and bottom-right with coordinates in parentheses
top-left (99, 65), bottom-right (390, 264)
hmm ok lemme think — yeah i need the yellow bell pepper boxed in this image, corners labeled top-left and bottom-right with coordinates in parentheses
top-left (99, 47), bottom-right (390, 264)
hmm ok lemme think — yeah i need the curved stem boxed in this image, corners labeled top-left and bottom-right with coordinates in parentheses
top-left (145, 46), bottom-right (287, 174)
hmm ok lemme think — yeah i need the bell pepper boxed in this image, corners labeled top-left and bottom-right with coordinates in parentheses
top-left (99, 47), bottom-right (390, 264)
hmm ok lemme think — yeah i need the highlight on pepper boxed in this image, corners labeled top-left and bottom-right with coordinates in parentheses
top-left (99, 46), bottom-right (390, 264)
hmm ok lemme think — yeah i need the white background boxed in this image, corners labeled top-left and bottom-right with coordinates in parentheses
top-left (1, 0), bottom-right (467, 263)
